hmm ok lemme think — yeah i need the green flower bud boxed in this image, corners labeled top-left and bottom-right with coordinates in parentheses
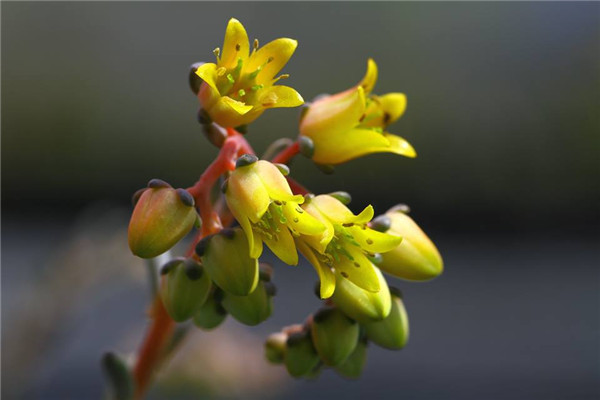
top-left (198, 228), bottom-right (259, 296)
top-left (335, 337), bottom-right (368, 379)
top-left (221, 280), bottom-right (273, 326)
top-left (363, 292), bottom-right (409, 350)
top-left (101, 352), bottom-right (134, 400)
top-left (265, 332), bottom-right (287, 364)
top-left (128, 184), bottom-right (197, 259)
top-left (310, 307), bottom-right (359, 366)
top-left (378, 210), bottom-right (443, 281)
top-left (160, 258), bottom-right (211, 322)
top-left (332, 266), bottom-right (391, 323)
top-left (192, 289), bottom-right (227, 330)
top-left (284, 331), bottom-right (320, 377)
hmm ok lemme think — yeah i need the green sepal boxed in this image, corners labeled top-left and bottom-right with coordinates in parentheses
top-left (310, 307), bottom-right (359, 366)
top-left (284, 331), bottom-right (320, 377)
top-left (265, 332), bottom-right (287, 364)
top-left (362, 293), bottom-right (409, 350)
top-left (101, 352), bottom-right (134, 400)
top-left (335, 338), bottom-right (368, 379)
top-left (192, 290), bottom-right (227, 330)
top-left (221, 281), bottom-right (273, 326)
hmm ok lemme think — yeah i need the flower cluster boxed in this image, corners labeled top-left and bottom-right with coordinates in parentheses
top-left (118, 18), bottom-right (443, 396)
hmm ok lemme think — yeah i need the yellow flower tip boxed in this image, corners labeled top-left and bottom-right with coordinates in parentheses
top-left (379, 92), bottom-right (407, 125)
top-left (385, 134), bottom-right (417, 158)
top-left (359, 58), bottom-right (378, 95)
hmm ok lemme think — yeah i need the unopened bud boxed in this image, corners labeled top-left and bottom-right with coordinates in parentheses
top-left (265, 332), bottom-right (287, 364)
top-left (335, 337), bottom-right (368, 379)
top-left (378, 211), bottom-right (443, 281)
top-left (284, 330), bottom-right (320, 377)
top-left (200, 228), bottom-right (259, 296)
top-left (363, 292), bottom-right (409, 350)
top-left (160, 259), bottom-right (212, 322)
top-left (332, 266), bottom-right (391, 323)
top-left (192, 290), bottom-right (227, 330)
top-left (128, 185), bottom-right (197, 258)
top-left (221, 280), bottom-right (273, 326)
top-left (310, 307), bottom-right (359, 366)
top-left (101, 352), bottom-right (134, 400)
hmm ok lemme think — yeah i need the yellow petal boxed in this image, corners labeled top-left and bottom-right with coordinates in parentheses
top-left (207, 96), bottom-right (253, 127)
top-left (297, 240), bottom-right (336, 298)
top-left (350, 226), bottom-right (402, 253)
top-left (312, 195), bottom-right (374, 226)
top-left (283, 201), bottom-right (325, 236)
top-left (195, 63), bottom-right (219, 93)
top-left (311, 128), bottom-right (415, 165)
top-left (254, 160), bottom-right (303, 203)
top-left (247, 38), bottom-right (298, 83)
top-left (358, 58), bottom-right (378, 95)
top-left (264, 222), bottom-right (298, 265)
top-left (221, 96), bottom-right (253, 115)
top-left (229, 208), bottom-right (263, 259)
top-left (220, 18), bottom-right (249, 69)
top-left (299, 86), bottom-right (365, 140)
top-left (226, 166), bottom-right (270, 223)
top-left (258, 85), bottom-right (304, 108)
top-left (301, 201), bottom-right (335, 253)
top-left (335, 247), bottom-right (380, 292)
top-left (379, 93), bottom-right (407, 125)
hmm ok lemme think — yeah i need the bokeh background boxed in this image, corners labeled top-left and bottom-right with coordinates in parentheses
top-left (2, 2), bottom-right (599, 399)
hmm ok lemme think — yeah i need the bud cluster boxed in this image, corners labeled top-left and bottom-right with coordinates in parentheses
top-left (117, 17), bottom-right (444, 395)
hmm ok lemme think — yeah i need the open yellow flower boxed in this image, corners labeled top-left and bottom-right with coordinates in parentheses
top-left (299, 59), bottom-right (415, 165)
top-left (225, 157), bottom-right (325, 265)
top-left (296, 195), bottom-right (402, 299)
top-left (196, 18), bottom-right (304, 128)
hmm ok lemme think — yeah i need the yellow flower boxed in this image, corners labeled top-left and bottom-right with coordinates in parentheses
top-left (299, 59), bottom-right (415, 165)
top-left (195, 18), bottom-right (304, 128)
top-left (295, 195), bottom-right (402, 299)
top-left (225, 156), bottom-right (325, 265)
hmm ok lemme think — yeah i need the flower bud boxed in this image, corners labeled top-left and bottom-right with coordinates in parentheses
top-left (332, 266), bottom-right (391, 323)
top-left (198, 228), bottom-right (259, 296)
top-left (363, 291), bottom-right (409, 350)
top-left (378, 210), bottom-right (443, 281)
top-left (192, 289), bottom-right (227, 330)
top-left (335, 337), bottom-right (368, 379)
top-left (160, 258), bottom-right (212, 322)
top-left (221, 280), bottom-right (273, 326)
top-left (265, 332), bottom-right (287, 364)
top-left (310, 307), bottom-right (359, 366)
top-left (284, 330), bottom-right (320, 377)
top-left (128, 184), bottom-right (197, 259)
top-left (101, 352), bottom-right (134, 400)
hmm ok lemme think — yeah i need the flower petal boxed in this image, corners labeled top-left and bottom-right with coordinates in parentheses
top-left (226, 166), bottom-right (270, 223)
top-left (300, 86), bottom-right (365, 140)
top-left (258, 85), bottom-right (304, 108)
top-left (297, 240), bottom-right (336, 299)
top-left (312, 195), bottom-right (373, 226)
top-left (350, 226), bottom-right (402, 254)
top-left (248, 38), bottom-right (298, 83)
top-left (195, 63), bottom-right (219, 93)
top-left (358, 58), bottom-right (378, 95)
top-left (379, 93), bottom-right (407, 125)
top-left (254, 160), bottom-right (303, 203)
top-left (264, 222), bottom-right (298, 265)
top-left (283, 201), bottom-right (325, 236)
top-left (220, 18), bottom-right (249, 69)
top-left (301, 201), bottom-right (335, 253)
top-left (336, 247), bottom-right (380, 292)
top-left (311, 127), bottom-right (414, 165)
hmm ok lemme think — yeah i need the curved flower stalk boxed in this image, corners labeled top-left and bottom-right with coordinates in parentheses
top-left (296, 194), bottom-right (402, 298)
top-left (299, 59), bottom-right (415, 165)
top-left (195, 18), bottom-right (304, 127)
top-left (224, 156), bottom-right (325, 265)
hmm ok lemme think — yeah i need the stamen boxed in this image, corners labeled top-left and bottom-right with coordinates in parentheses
top-left (217, 67), bottom-right (227, 77)
top-left (341, 271), bottom-right (349, 278)
top-left (238, 89), bottom-right (246, 97)
top-left (366, 238), bottom-right (374, 245)
top-left (235, 43), bottom-right (241, 51)
top-left (251, 84), bottom-right (264, 92)
top-left (213, 47), bottom-right (221, 60)
top-left (227, 74), bottom-right (235, 84)
top-left (253, 39), bottom-right (259, 50)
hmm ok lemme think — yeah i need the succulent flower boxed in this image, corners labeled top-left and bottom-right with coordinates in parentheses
top-left (299, 59), bottom-right (415, 165)
top-left (296, 194), bottom-right (402, 298)
top-left (195, 18), bottom-right (304, 128)
top-left (224, 156), bottom-right (325, 265)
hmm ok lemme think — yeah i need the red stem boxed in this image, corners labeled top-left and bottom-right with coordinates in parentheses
top-left (271, 141), bottom-right (300, 164)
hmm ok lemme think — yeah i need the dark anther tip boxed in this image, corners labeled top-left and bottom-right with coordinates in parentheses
top-left (235, 154), bottom-right (258, 168)
top-left (148, 179), bottom-right (171, 189)
top-left (176, 189), bottom-right (195, 207)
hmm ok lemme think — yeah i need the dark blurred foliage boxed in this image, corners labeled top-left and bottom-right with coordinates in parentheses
top-left (3, 2), bottom-right (598, 233)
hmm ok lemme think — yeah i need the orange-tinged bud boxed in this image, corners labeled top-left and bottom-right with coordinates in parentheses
top-left (128, 183), bottom-right (198, 259)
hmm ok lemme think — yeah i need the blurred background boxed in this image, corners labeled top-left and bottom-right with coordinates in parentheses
top-left (2, 2), bottom-right (598, 399)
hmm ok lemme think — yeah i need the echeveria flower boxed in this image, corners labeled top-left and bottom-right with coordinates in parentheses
top-left (195, 18), bottom-right (304, 127)
top-left (299, 59), bottom-right (415, 165)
